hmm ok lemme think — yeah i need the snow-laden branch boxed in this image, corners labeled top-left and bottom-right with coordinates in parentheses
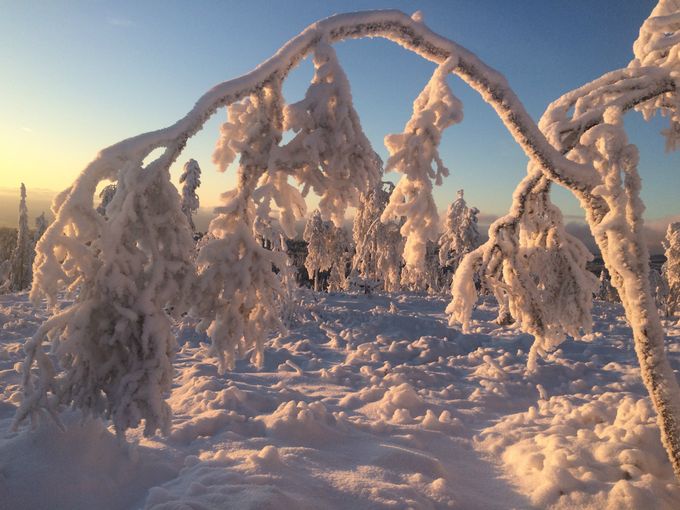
top-left (39, 9), bottom-right (609, 265)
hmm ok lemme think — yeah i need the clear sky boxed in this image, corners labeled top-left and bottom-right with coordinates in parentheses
top-left (1, 1), bottom-right (678, 232)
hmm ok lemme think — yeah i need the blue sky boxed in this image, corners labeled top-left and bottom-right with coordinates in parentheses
top-left (1, 0), bottom-right (677, 230)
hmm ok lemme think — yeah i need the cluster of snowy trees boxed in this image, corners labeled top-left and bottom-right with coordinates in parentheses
top-left (302, 183), bottom-right (480, 295)
top-left (596, 223), bottom-right (680, 319)
top-left (0, 184), bottom-right (48, 292)
top-left (12, 1), bottom-right (680, 483)
top-left (663, 222), bottom-right (680, 316)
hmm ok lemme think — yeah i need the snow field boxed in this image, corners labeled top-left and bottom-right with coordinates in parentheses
top-left (1, 291), bottom-right (679, 509)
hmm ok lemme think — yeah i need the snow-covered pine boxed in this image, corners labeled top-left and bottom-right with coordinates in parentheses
top-left (381, 57), bottom-right (462, 288)
top-left (4, 184), bottom-right (33, 292)
top-left (193, 84), bottom-right (287, 373)
top-left (663, 221), bottom-right (680, 316)
top-left (179, 159), bottom-right (202, 231)
top-left (438, 189), bottom-right (480, 287)
top-left (277, 41), bottom-right (381, 227)
top-left (96, 183), bottom-right (117, 216)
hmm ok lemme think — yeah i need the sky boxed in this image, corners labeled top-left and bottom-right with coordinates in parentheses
top-left (0, 1), bottom-right (678, 248)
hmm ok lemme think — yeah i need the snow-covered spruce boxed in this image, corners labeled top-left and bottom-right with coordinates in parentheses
top-left (33, 212), bottom-right (48, 245)
top-left (17, 4), bottom-right (680, 483)
top-left (382, 56), bottom-right (462, 288)
top-left (3, 184), bottom-right (33, 292)
top-left (438, 189), bottom-right (480, 288)
top-left (179, 159), bottom-right (201, 232)
top-left (597, 270), bottom-right (620, 304)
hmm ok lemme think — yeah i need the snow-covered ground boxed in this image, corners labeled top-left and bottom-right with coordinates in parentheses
top-left (1, 291), bottom-right (679, 509)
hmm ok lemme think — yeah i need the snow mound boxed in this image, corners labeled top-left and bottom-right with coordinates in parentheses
top-left (0, 414), bottom-right (178, 510)
top-left (258, 400), bottom-right (349, 443)
top-left (477, 392), bottom-right (680, 509)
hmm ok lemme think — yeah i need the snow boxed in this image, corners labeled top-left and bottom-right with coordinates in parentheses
top-left (2, 290), bottom-right (680, 509)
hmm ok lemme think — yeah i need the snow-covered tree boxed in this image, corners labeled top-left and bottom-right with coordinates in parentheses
top-left (327, 226), bottom-right (353, 292)
top-left (4, 184), bottom-right (33, 292)
top-left (16, 4), bottom-right (680, 482)
top-left (276, 41), bottom-right (381, 226)
top-left (650, 266), bottom-right (670, 314)
top-left (194, 83), bottom-right (287, 373)
top-left (663, 222), bottom-right (680, 317)
top-left (449, 0), bottom-right (680, 477)
top-left (352, 181), bottom-right (403, 292)
top-left (382, 56), bottom-right (463, 288)
top-left (596, 270), bottom-right (619, 303)
top-left (96, 183), bottom-right (117, 216)
top-left (303, 210), bottom-right (332, 291)
top-left (439, 189), bottom-right (480, 285)
top-left (34, 212), bottom-right (48, 244)
top-left (179, 159), bottom-right (201, 231)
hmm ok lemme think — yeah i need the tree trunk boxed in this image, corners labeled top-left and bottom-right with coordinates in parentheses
top-left (608, 255), bottom-right (680, 480)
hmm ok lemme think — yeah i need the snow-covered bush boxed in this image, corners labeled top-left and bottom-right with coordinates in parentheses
top-left (179, 159), bottom-right (201, 231)
top-left (663, 222), bottom-right (680, 317)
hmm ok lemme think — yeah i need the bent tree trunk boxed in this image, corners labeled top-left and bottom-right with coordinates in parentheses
top-left (605, 240), bottom-right (680, 479)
